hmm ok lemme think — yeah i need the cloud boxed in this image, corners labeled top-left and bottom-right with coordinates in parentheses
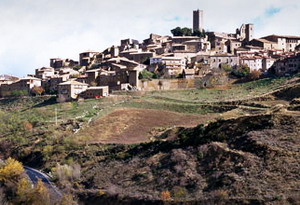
top-left (0, 0), bottom-right (300, 77)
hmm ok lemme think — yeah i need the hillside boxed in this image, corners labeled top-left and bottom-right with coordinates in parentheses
top-left (1, 76), bottom-right (300, 204)
top-left (79, 113), bottom-right (300, 204)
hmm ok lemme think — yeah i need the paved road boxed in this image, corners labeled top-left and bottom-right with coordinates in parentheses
top-left (24, 166), bottom-right (62, 202)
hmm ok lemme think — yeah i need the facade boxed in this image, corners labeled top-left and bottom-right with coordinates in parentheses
top-left (50, 58), bottom-right (78, 69)
top-left (0, 77), bottom-right (42, 97)
top-left (240, 56), bottom-right (263, 71)
top-left (150, 56), bottom-right (187, 78)
top-left (79, 86), bottom-right (109, 99)
top-left (193, 9), bottom-right (204, 32)
top-left (79, 51), bottom-right (99, 66)
top-left (208, 55), bottom-right (240, 69)
top-left (57, 81), bottom-right (88, 102)
top-left (235, 24), bottom-right (254, 43)
top-left (48, 74), bottom-right (70, 92)
top-left (250, 38), bottom-right (277, 50)
top-left (226, 40), bottom-right (242, 54)
top-left (35, 67), bottom-right (55, 79)
top-left (270, 53), bottom-right (300, 76)
top-left (262, 58), bottom-right (276, 72)
top-left (183, 39), bottom-right (211, 52)
top-left (261, 35), bottom-right (300, 52)
top-left (129, 52), bottom-right (154, 63)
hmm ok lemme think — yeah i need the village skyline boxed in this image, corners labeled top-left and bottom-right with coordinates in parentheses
top-left (1, 0), bottom-right (300, 77)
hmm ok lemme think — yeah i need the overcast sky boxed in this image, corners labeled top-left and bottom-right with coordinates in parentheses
top-left (1, 0), bottom-right (300, 77)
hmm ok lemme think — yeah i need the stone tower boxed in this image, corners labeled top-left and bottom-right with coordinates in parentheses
top-left (245, 24), bottom-right (254, 43)
top-left (193, 9), bottom-right (204, 32)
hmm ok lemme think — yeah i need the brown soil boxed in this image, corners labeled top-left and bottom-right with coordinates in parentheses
top-left (77, 108), bottom-right (217, 144)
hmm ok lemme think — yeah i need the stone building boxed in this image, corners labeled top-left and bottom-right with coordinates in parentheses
top-left (35, 67), bottom-right (55, 79)
top-left (208, 54), bottom-right (240, 69)
top-left (270, 53), bottom-right (300, 76)
top-left (240, 56), bottom-right (263, 71)
top-left (0, 77), bottom-right (42, 97)
top-left (57, 81), bottom-right (88, 102)
top-left (261, 35), bottom-right (300, 52)
top-left (79, 86), bottom-right (109, 99)
top-left (79, 51), bottom-right (99, 66)
top-left (193, 9), bottom-right (204, 32)
top-left (226, 39), bottom-right (242, 54)
top-left (50, 58), bottom-right (78, 69)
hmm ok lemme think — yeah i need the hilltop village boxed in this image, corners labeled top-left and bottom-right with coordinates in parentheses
top-left (1, 9), bottom-right (300, 102)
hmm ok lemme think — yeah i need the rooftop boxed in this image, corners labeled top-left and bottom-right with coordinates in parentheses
top-left (59, 80), bottom-right (88, 86)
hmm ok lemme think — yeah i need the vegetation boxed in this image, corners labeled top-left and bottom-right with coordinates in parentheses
top-left (0, 75), bottom-right (300, 204)
top-left (31, 86), bottom-right (45, 96)
top-left (221, 63), bottom-right (251, 78)
top-left (138, 69), bottom-right (157, 80)
top-left (171, 27), bottom-right (206, 37)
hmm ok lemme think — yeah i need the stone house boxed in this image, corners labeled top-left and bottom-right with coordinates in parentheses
top-left (48, 74), bottom-right (70, 92)
top-left (0, 77), bottom-right (42, 97)
top-left (96, 69), bottom-right (139, 91)
top-left (262, 58), bottom-right (276, 72)
top-left (150, 56), bottom-right (187, 77)
top-left (129, 52), bottom-right (154, 64)
top-left (226, 39), bottom-right (242, 54)
top-left (79, 51), bottom-right (99, 66)
top-left (208, 54), bottom-right (240, 69)
top-left (35, 67), bottom-right (55, 79)
top-left (270, 53), bottom-right (300, 76)
top-left (50, 58), bottom-right (78, 69)
top-left (240, 56), bottom-right (263, 71)
top-left (261, 35), bottom-right (300, 52)
top-left (86, 69), bottom-right (102, 85)
top-left (79, 86), bottom-right (109, 99)
top-left (250, 38), bottom-right (277, 50)
top-left (57, 81), bottom-right (88, 102)
top-left (183, 39), bottom-right (211, 52)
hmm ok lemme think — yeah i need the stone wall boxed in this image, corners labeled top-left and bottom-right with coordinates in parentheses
top-left (138, 78), bottom-right (201, 91)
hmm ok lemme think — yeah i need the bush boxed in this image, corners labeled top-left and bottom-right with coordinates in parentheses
top-left (248, 70), bottom-right (261, 80)
top-left (138, 70), bottom-right (156, 80)
top-left (31, 86), bottom-right (44, 96)
top-left (11, 90), bottom-right (28, 97)
top-left (232, 64), bottom-right (250, 78)
top-left (171, 186), bottom-right (187, 200)
top-left (0, 158), bottom-right (24, 183)
top-left (161, 191), bottom-right (171, 201)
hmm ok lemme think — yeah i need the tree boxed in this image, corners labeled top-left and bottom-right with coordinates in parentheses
top-left (192, 29), bottom-right (206, 37)
top-left (32, 178), bottom-right (50, 205)
top-left (0, 158), bottom-right (24, 183)
top-left (232, 64), bottom-right (250, 78)
top-left (171, 27), bottom-right (193, 36)
top-left (221, 64), bottom-right (233, 73)
top-left (248, 69), bottom-right (261, 80)
top-left (16, 177), bottom-right (33, 204)
top-left (31, 86), bottom-right (44, 96)
top-left (181, 27), bottom-right (193, 36)
top-left (138, 70), bottom-right (156, 80)
top-left (171, 27), bottom-right (184, 36)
